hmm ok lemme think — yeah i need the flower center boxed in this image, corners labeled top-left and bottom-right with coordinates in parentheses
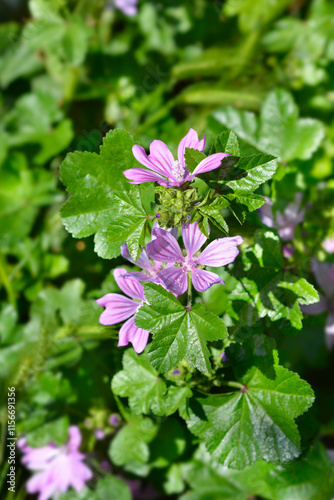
top-left (171, 160), bottom-right (186, 182)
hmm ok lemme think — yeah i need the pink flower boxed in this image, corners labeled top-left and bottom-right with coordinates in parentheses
top-left (108, 0), bottom-right (138, 16)
top-left (258, 193), bottom-right (305, 241)
top-left (323, 238), bottom-right (334, 254)
top-left (121, 224), bottom-right (178, 284)
top-left (146, 221), bottom-right (243, 295)
top-left (18, 426), bottom-right (92, 500)
top-left (96, 268), bottom-right (149, 353)
top-left (300, 259), bottom-right (334, 349)
top-left (123, 128), bottom-right (228, 187)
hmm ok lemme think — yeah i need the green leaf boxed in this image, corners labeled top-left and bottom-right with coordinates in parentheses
top-left (225, 193), bottom-right (266, 212)
top-left (192, 193), bottom-right (230, 235)
top-left (26, 415), bottom-right (70, 447)
top-left (229, 231), bottom-right (319, 329)
top-left (184, 148), bottom-right (206, 173)
top-left (210, 130), bottom-right (240, 156)
top-left (185, 336), bottom-right (315, 469)
top-left (112, 350), bottom-right (167, 416)
top-left (183, 441), bottom-right (334, 500)
top-left (225, 154), bottom-right (277, 193)
top-left (60, 130), bottom-right (154, 260)
top-left (135, 283), bottom-right (228, 374)
top-left (59, 476), bottom-right (132, 500)
top-left (212, 89), bottom-right (324, 162)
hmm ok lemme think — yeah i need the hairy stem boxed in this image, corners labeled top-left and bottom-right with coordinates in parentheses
top-left (187, 274), bottom-right (192, 310)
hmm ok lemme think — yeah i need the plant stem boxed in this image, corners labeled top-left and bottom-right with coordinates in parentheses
top-left (220, 380), bottom-right (244, 390)
top-left (187, 274), bottom-right (192, 310)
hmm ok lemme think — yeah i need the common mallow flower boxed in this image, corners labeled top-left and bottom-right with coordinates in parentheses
top-left (146, 221), bottom-right (243, 295)
top-left (121, 224), bottom-right (178, 283)
top-left (96, 268), bottom-right (149, 353)
top-left (258, 193), bottom-right (305, 241)
top-left (18, 426), bottom-right (92, 500)
top-left (300, 259), bottom-right (334, 349)
top-left (123, 128), bottom-right (228, 187)
top-left (108, 0), bottom-right (138, 16)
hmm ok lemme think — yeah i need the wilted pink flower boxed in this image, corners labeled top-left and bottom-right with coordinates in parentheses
top-left (96, 268), bottom-right (149, 353)
top-left (146, 221), bottom-right (243, 295)
top-left (123, 128), bottom-right (227, 187)
top-left (300, 259), bottom-right (334, 349)
top-left (323, 238), bottom-right (334, 254)
top-left (18, 426), bottom-right (92, 500)
top-left (258, 193), bottom-right (305, 241)
top-left (108, 0), bottom-right (138, 16)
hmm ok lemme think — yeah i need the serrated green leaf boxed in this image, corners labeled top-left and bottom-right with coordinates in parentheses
top-left (135, 283), bottom-right (228, 374)
top-left (185, 337), bottom-right (315, 469)
top-left (112, 350), bottom-right (167, 416)
top-left (229, 231), bottom-right (319, 329)
top-left (183, 441), bottom-right (334, 500)
top-left (225, 193), bottom-right (266, 212)
top-left (210, 130), bottom-right (240, 156)
top-left (225, 154), bottom-right (277, 193)
top-left (212, 89), bottom-right (324, 162)
top-left (60, 130), bottom-right (154, 260)
top-left (184, 147), bottom-right (207, 173)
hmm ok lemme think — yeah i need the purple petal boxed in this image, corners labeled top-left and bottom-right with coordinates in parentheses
top-left (278, 224), bottom-right (296, 241)
top-left (258, 197), bottom-right (275, 229)
top-left (67, 426), bottom-right (81, 452)
top-left (191, 268), bottom-right (225, 292)
top-left (312, 259), bottom-right (334, 299)
top-left (158, 266), bottom-right (188, 295)
top-left (123, 168), bottom-right (165, 184)
top-left (282, 245), bottom-right (295, 258)
top-left (196, 236), bottom-right (243, 267)
top-left (325, 312), bottom-right (334, 349)
top-left (192, 153), bottom-right (227, 176)
top-left (300, 293), bottom-right (327, 315)
top-left (96, 294), bottom-right (139, 325)
top-left (114, 0), bottom-right (138, 17)
top-left (149, 140), bottom-right (175, 177)
top-left (135, 249), bottom-right (152, 271)
top-left (147, 228), bottom-right (183, 263)
top-left (121, 243), bottom-right (135, 264)
top-left (114, 268), bottom-right (145, 301)
top-left (182, 221), bottom-right (207, 257)
top-left (118, 316), bottom-right (149, 353)
top-left (178, 128), bottom-right (206, 168)
top-left (124, 271), bottom-right (150, 281)
top-left (21, 445), bottom-right (59, 469)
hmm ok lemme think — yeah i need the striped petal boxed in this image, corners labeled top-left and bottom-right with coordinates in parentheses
top-left (196, 236), bottom-right (243, 267)
top-left (158, 266), bottom-right (188, 295)
top-left (123, 168), bottom-right (165, 184)
top-left (192, 152), bottom-right (227, 175)
top-left (114, 268), bottom-right (145, 301)
top-left (182, 221), bottom-right (207, 257)
top-left (191, 268), bottom-right (225, 292)
top-left (96, 294), bottom-right (139, 325)
top-left (147, 228), bottom-right (183, 263)
top-left (178, 128), bottom-right (206, 168)
top-left (118, 316), bottom-right (150, 353)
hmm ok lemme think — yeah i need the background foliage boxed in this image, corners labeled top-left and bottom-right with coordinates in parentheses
top-left (0, 0), bottom-right (334, 499)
